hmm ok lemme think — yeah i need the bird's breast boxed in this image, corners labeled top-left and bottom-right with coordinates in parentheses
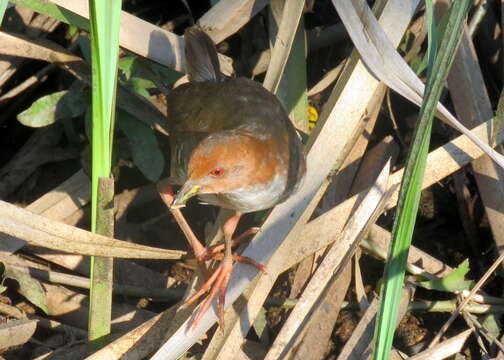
top-left (198, 173), bottom-right (287, 213)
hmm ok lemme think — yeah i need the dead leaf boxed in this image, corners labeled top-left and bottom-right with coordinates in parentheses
top-left (4, 264), bottom-right (48, 313)
top-left (0, 318), bottom-right (38, 350)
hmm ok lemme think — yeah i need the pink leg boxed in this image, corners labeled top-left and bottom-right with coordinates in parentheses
top-left (157, 182), bottom-right (207, 260)
top-left (158, 182), bottom-right (265, 330)
top-left (187, 213), bottom-right (266, 330)
top-left (201, 226), bottom-right (260, 261)
top-left (158, 183), bottom-right (260, 263)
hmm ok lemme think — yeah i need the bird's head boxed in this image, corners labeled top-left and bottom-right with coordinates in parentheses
top-left (171, 131), bottom-right (280, 208)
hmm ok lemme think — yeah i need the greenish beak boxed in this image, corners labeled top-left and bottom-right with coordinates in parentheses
top-left (171, 183), bottom-right (201, 208)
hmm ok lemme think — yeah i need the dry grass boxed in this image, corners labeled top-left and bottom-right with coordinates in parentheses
top-left (0, 0), bottom-right (503, 359)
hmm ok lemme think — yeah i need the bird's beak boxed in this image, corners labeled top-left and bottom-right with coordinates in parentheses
top-left (171, 183), bottom-right (201, 208)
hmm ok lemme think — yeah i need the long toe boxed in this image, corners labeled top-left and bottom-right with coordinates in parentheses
top-left (217, 256), bottom-right (233, 330)
top-left (185, 265), bottom-right (223, 307)
top-left (190, 256), bottom-right (233, 330)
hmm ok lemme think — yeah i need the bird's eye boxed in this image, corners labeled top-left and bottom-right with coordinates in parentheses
top-left (210, 168), bottom-right (224, 177)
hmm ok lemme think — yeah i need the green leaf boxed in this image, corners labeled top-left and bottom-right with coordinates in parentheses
top-left (418, 259), bottom-right (473, 291)
top-left (78, 35), bottom-right (92, 64)
top-left (4, 265), bottom-right (48, 313)
top-left (89, 0), bottom-right (122, 225)
top-left (67, 24), bottom-right (80, 39)
top-left (493, 88), bottom-right (504, 146)
top-left (372, 1), bottom-right (472, 359)
top-left (253, 307), bottom-right (270, 346)
top-left (276, 17), bottom-right (309, 132)
top-left (424, 0), bottom-right (437, 77)
top-left (0, 0), bottom-right (9, 25)
top-left (479, 313), bottom-right (502, 343)
top-left (84, 105), bottom-right (92, 141)
top-left (412, 11), bottom-right (451, 77)
top-left (118, 110), bottom-right (164, 181)
top-left (125, 77), bottom-right (152, 98)
top-left (147, 60), bottom-right (184, 85)
top-left (118, 56), bottom-right (136, 80)
top-left (118, 55), bottom-right (183, 97)
top-left (412, 56), bottom-right (428, 76)
top-left (18, 89), bottom-right (89, 128)
top-left (88, 0), bottom-right (122, 344)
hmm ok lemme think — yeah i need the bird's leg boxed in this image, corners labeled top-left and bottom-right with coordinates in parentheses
top-left (158, 181), bottom-right (265, 329)
top-left (185, 213), bottom-right (266, 330)
top-left (157, 181), bottom-right (207, 261)
top-left (184, 213), bottom-right (240, 329)
top-left (201, 226), bottom-right (260, 261)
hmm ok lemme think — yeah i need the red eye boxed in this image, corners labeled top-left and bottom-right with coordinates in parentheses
top-left (210, 168), bottom-right (224, 177)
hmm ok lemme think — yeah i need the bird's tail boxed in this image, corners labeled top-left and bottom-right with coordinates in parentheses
top-left (184, 28), bottom-right (224, 83)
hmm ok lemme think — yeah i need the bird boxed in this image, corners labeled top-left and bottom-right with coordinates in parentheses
top-left (157, 27), bottom-right (306, 330)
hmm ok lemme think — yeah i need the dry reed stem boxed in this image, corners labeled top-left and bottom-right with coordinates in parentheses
top-left (81, 112), bottom-right (502, 360)
top-left (411, 329), bottom-right (473, 360)
top-left (197, 0), bottom-right (269, 44)
top-left (264, 161), bottom-right (392, 359)
top-left (49, 0), bottom-right (233, 74)
top-left (0, 199), bottom-right (184, 259)
top-left (288, 87), bottom-right (387, 359)
top-left (446, 28), bottom-right (504, 252)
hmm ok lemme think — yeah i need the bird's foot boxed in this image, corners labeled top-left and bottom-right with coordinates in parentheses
top-left (198, 227), bottom-right (260, 262)
top-left (185, 253), bottom-right (266, 330)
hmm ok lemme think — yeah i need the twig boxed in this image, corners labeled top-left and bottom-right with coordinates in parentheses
top-left (0, 30), bottom-right (169, 134)
top-left (88, 178), bottom-right (115, 342)
top-left (197, 0), bottom-right (269, 44)
top-left (468, 0), bottom-right (489, 36)
top-left (0, 125), bottom-right (79, 199)
top-left (0, 199), bottom-right (185, 259)
top-left (262, 0), bottom-right (305, 93)
top-left (6, 263), bottom-right (183, 301)
top-left (307, 61), bottom-right (345, 96)
top-left (0, 42), bottom-right (79, 103)
top-left (0, 302), bottom-right (25, 318)
top-left (463, 310), bottom-right (504, 353)
top-left (0, 9), bottom-right (60, 89)
top-left (386, 89), bottom-right (406, 148)
top-left (251, 24), bottom-right (348, 77)
top-left (428, 250), bottom-right (504, 347)
top-left (32, 316), bottom-right (88, 339)
top-left (336, 285), bottom-right (414, 360)
top-left (408, 329), bottom-right (473, 360)
top-left (409, 300), bottom-right (504, 313)
top-left (34, 0), bottom-right (234, 73)
top-left (0, 301), bottom-right (87, 338)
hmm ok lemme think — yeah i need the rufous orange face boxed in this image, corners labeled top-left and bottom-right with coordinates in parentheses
top-left (186, 131), bottom-right (283, 195)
